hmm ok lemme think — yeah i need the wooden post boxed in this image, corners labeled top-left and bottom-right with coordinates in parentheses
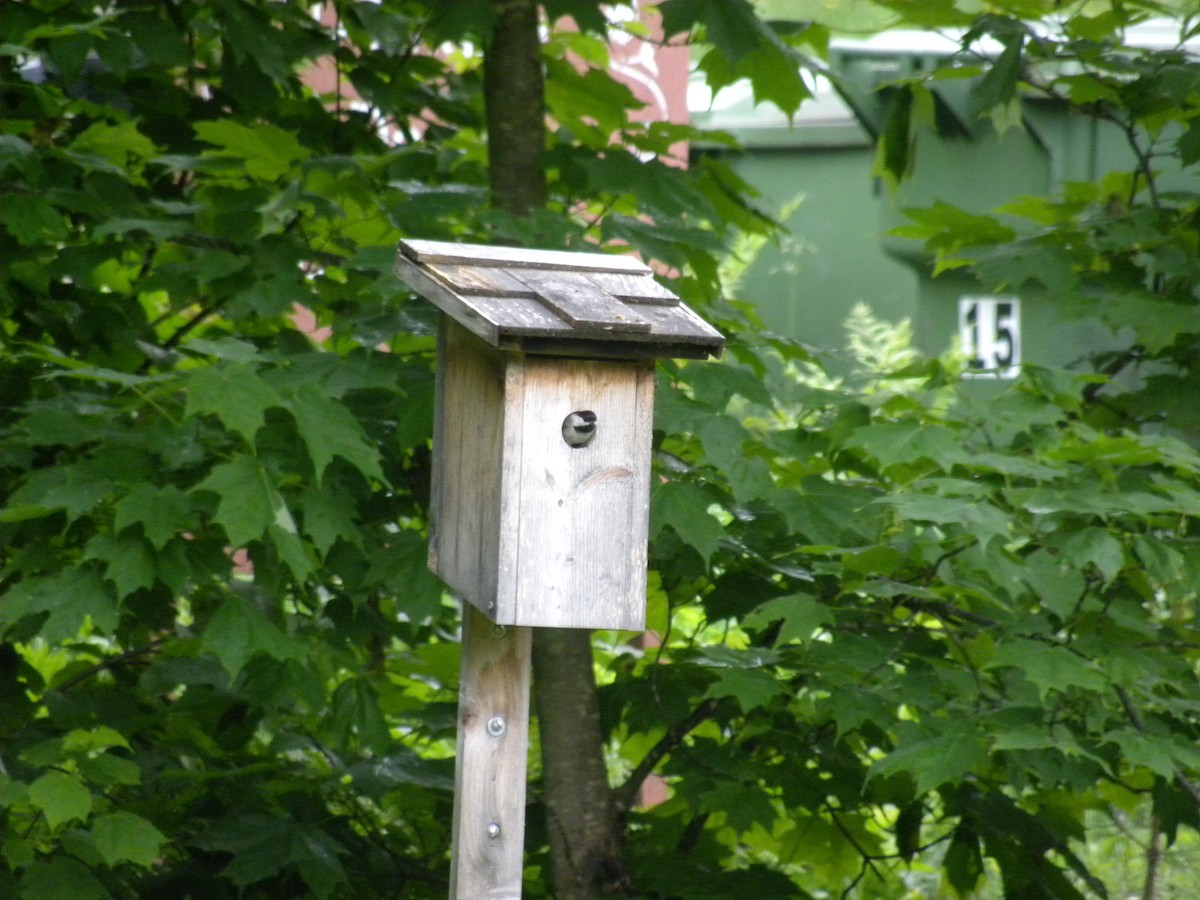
top-left (450, 605), bottom-right (532, 899)
top-left (395, 239), bottom-right (724, 900)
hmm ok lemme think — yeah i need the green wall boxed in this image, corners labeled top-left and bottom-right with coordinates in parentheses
top-left (719, 145), bottom-right (919, 351)
top-left (695, 59), bottom-right (1179, 374)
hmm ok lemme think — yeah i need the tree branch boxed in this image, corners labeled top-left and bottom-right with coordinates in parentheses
top-left (613, 698), bottom-right (719, 812)
top-left (56, 642), bottom-right (162, 693)
top-left (1116, 685), bottom-right (1200, 808)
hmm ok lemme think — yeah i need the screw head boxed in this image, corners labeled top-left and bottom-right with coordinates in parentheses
top-left (561, 410), bottom-right (597, 448)
top-left (486, 716), bottom-right (506, 737)
top-left (486, 822), bottom-right (502, 840)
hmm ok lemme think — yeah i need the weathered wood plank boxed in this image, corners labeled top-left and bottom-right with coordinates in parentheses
top-left (492, 302), bottom-right (724, 358)
top-left (402, 238), bottom-right (649, 274)
top-left (396, 255), bottom-right (499, 346)
top-left (428, 263), bottom-right (537, 297)
top-left (627, 301), bottom-right (726, 352)
top-left (429, 317), bottom-right (507, 619)
top-left (511, 267), bottom-right (651, 334)
top-left (502, 334), bottom-right (720, 360)
top-left (583, 271), bottom-right (679, 306)
top-left (458, 294), bottom-right (572, 337)
top-left (449, 605), bottom-right (532, 899)
top-left (496, 357), bottom-right (654, 631)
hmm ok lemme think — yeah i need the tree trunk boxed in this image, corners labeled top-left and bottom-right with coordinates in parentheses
top-left (531, 629), bottom-right (629, 898)
top-left (483, 4), bottom-right (628, 897)
top-left (1141, 814), bottom-right (1161, 900)
top-left (484, 0), bottom-right (547, 217)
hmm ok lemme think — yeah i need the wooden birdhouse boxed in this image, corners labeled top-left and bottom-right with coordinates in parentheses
top-left (395, 239), bottom-right (723, 631)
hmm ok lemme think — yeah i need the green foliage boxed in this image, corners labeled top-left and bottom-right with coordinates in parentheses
top-left (4, 0), bottom-right (1200, 897)
top-left (0, 1), bottom-right (777, 896)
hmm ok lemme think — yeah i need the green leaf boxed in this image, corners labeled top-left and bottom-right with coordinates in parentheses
top-left (63, 726), bottom-right (131, 755)
top-left (69, 120), bottom-right (157, 170)
top-left (895, 801), bottom-right (923, 861)
top-left (661, 0), bottom-right (762, 62)
top-left (1133, 536), bottom-right (1186, 587)
top-left (742, 594), bottom-right (829, 645)
top-left (944, 825), bottom-right (984, 896)
top-left (85, 532), bottom-right (156, 598)
top-left (113, 483), bottom-right (193, 550)
top-left (300, 485), bottom-right (363, 556)
top-left (91, 811), bottom-right (167, 867)
top-left (2, 832), bottom-right (34, 869)
top-left (0, 193), bottom-right (69, 244)
top-left (545, 58), bottom-right (640, 137)
top-left (12, 463), bottom-right (116, 523)
top-left (1056, 528), bottom-right (1125, 585)
top-left (362, 530), bottom-right (445, 621)
top-left (696, 416), bottom-right (774, 501)
top-left (185, 363), bottom-right (284, 444)
top-left (685, 362), bottom-right (774, 409)
top-left (844, 421), bottom-right (968, 471)
top-left (697, 40), bottom-right (810, 119)
top-left (1177, 114), bottom-right (1200, 166)
top-left (347, 752), bottom-right (455, 795)
top-left (201, 595), bottom-right (303, 678)
top-left (20, 858), bottom-right (108, 900)
top-left (268, 522), bottom-right (317, 581)
top-left (193, 454), bottom-right (290, 548)
top-left (986, 639), bottom-right (1107, 700)
top-left (893, 201), bottom-right (1017, 259)
top-left (78, 753), bottom-right (142, 788)
top-left (650, 481), bottom-right (724, 562)
top-left (778, 476), bottom-right (881, 545)
top-left (880, 492), bottom-right (1012, 540)
top-left (870, 721), bottom-right (987, 794)
top-left (0, 568), bottom-right (119, 642)
top-left (703, 667), bottom-right (785, 712)
top-left (698, 781), bottom-right (777, 833)
top-left (29, 771), bottom-right (92, 830)
top-left (194, 120), bottom-right (312, 181)
top-left (197, 816), bottom-right (293, 886)
top-left (973, 34), bottom-right (1025, 114)
top-left (1104, 730), bottom-right (1200, 778)
top-left (283, 386), bottom-right (384, 483)
top-left (325, 677), bottom-right (391, 755)
top-left (875, 84), bottom-right (916, 185)
top-left (1021, 548), bottom-right (1086, 618)
top-left (196, 815), bottom-right (346, 895)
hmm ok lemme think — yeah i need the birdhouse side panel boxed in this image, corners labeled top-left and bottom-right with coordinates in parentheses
top-left (496, 357), bottom-right (655, 630)
top-left (429, 317), bottom-right (508, 616)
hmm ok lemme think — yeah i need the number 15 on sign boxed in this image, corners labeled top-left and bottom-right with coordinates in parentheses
top-left (959, 296), bottom-right (1020, 378)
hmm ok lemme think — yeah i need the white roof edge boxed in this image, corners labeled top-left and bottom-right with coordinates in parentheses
top-left (828, 18), bottom-right (1200, 56)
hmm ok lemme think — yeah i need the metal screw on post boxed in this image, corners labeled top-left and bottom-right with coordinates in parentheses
top-left (486, 823), bottom-right (502, 840)
top-left (487, 716), bottom-right (507, 737)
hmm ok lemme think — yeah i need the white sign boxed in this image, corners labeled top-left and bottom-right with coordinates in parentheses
top-left (959, 296), bottom-right (1020, 378)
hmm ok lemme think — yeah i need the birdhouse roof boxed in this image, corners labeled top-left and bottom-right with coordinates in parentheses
top-left (395, 239), bottom-right (724, 360)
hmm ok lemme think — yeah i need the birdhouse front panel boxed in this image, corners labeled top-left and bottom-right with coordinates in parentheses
top-left (429, 318), bottom-right (654, 630)
top-left (495, 356), bottom-right (654, 630)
